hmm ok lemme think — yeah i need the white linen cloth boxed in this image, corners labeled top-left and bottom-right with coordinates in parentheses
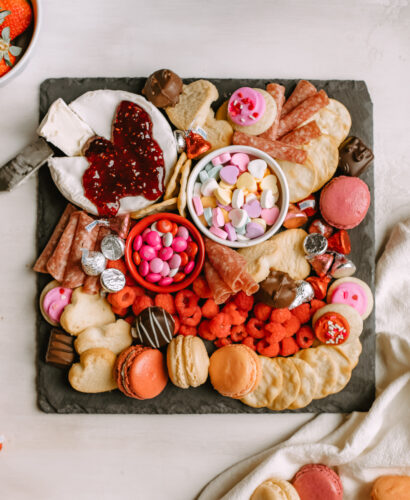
top-left (199, 219), bottom-right (410, 500)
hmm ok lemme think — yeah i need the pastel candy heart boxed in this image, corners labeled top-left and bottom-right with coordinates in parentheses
top-left (260, 174), bottom-right (277, 191)
top-left (243, 199), bottom-right (261, 218)
top-left (207, 165), bottom-right (222, 179)
top-left (261, 189), bottom-right (275, 209)
top-left (212, 152), bottom-right (231, 166)
top-left (199, 170), bottom-right (209, 183)
top-left (247, 159), bottom-right (267, 179)
top-left (220, 165), bottom-right (239, 185)
top-left (236, 234), bottom-right (249, 241)
top-left (230, 153), bottom-right (250, 172)
top-left (224, 223), bottom-right (237, 241)
top-left (214, 186), bottom-right (232, 206)
top-left (232, 188), bottom-right (244, 209)
top-left (252, 218), bottom-right (267, 230)
top-left (204, 207), bottom-right (213, 226)
top-left (261, 206), bottom-right (280, 225)
top-left (246, 222), bottom-right (265, 239)
top-left (204, 163), bottom-right (213, 172)
top-left (201, 178), bottom-right (218, 196)
top-left (193, 182), bottom-right (201, 197)
top-left (212, 207), bottom-right (225, 227)
top-left (246, 193), bottom-right (257, 203)
top-left (210, 226), bottom-right (228, 240)
top-left (236, 172), bottom-right (257, 192)
top-left (229, 208), bottom-right (248, 228)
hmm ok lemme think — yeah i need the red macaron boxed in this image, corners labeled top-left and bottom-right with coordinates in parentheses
top-left (114, 345), bottom-right (168, 399)
top-left (292, 464), bottom-right (343, 500)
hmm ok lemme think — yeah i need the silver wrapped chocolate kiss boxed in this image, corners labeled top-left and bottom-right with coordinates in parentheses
top-left (101, 234), bottom-right (125, 261)
top-left (288, 280), bottom-right (315, 310)
top-left (81, 249), bottom-right (107, 276)
top-left (330, 253), bottom-right (356, 278)
top-left (303, 233), bottom-right (328, 256)
top-left (100, 268), bottom-right (126, 293)
top-left (173, 130), bottom-right (186, 154)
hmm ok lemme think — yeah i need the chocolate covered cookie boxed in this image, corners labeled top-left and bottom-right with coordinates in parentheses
top-left (135, 306), bottom-right (175, 348)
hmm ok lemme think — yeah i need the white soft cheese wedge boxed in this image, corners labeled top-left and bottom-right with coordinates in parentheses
top-left (37, 98), bottom-right (95, 156)
top-left (48, 90), bottom-right (177, 215)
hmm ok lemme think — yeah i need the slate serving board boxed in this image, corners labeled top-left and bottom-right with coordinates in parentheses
top-left (36, 77), bottom-right (375, 414)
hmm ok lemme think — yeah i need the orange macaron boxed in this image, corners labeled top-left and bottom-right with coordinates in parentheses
top-left (209, 344), bottom-right (262, 399)
top-left (114, 345), bottom-right (168, 399)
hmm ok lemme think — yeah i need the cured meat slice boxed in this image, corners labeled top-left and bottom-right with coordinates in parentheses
top-left (233, 131), bottom-right (307, 164)
top-left (241, 273), bottom-right (260, 296)
top-left (33, 203), bottom-right (77, 273)
top-left (204, 261), bottom-right (232, 305)
top-left (46, 211), bottom-right (81, 282)
top-left (259, 83), bottom-right (286, 141)
top-left (277, 90), bottom-right (329, 138)
top-left (281, 80), bottom-right (317, 117)
top-left (83, 225), bottom-right (111, 294)
top-left (62, 212), bottom-right (99, 289)
top-left (280, 121), bottom-right (321, 146)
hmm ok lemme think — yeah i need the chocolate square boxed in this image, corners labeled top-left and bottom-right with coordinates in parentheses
top-left (45, 328), bottom-right (75, 368)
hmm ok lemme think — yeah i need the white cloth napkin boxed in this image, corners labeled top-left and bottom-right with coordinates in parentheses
top-left (199, 219), bottom-right (410, 500)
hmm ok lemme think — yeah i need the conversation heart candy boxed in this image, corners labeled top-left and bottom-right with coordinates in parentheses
top-left (210, 226), bottom-right (228, 240)
top-left (207, 165), bottom-right (222, 179)
top-left (212, 152), bottom-right (231, 166)
top-left (236, 172), bottom-right (257, 192)
top-left (252, 218), bottom-right (267, 230)
top-left (229, 208), bottom-right (248, 228)
top-left (201, 196), bottom-right (217, 208)
top-left (199, 170), bottom-right (209, 183)
top-left (193, 182), bottom-right (202, 197)
top-left (247, 159), bottom-right (267, 179)
top-left (243, 199), bottom-right (261, 218)
top-left (232, 188), bottom-right (244, 209)
top-left (246, 222), bottom-right (265, 239)
top-left (220, 165), bottom-right (239, 185)
top-left (201, 178), bottom-right (218, 196)
top-left (212, 207), bottom-right (225, 227)
top-left (236, 234), bottom-right (249, 241)
top-left (261, 206), bottom-right (280, 225)
top-left (192, 196), bottom-right (204, 216)
top-left (246, 193), bottom-right (257, 203)
top-left (214, 186), bottom-right (232, 206)
top-left (230, 152), bottom-right (250, 172)
top-left (204, 207), bottom-right (213, 226)
top-left (224, 223), bottom-right (237, 241)
top-left (260, 174), bottom-right (277, 191)
top-left (219, 180), bottom-right (234, 191)
top-left (261, 189), bottom-right (275, 209)
top-left (204, 163), bottom-right (213, 172)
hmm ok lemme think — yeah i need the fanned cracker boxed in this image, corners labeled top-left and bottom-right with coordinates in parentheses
top-left (177, 158), bottom-right (192, 217)
top-left (327, 98), bottom-right (352, 142)
top-left (241, 356), bottom-right (283, 408)
top-left (251, 481), bottom-right (287, 500)
top-left (288, 358), bottom-right (318, 410)
top-left (165, 80), bottom-right (218, 130)
top-left (268, 357), bottom-right (301, 411)
top-left (301, 108), bottom-right (345, 145)
top-left (269, 479), bottom-right (300, 500)
top-left (301, 134), bottom-right (338, 191)
top-left (312, 303), bottom-right (363, 340)
top-left (164, 152), bottom-right (187, 200)
top-left (295, 347), bottom-right (337, 399)
top-left (334, 338), bottom-right (362, 367)
top-left (276, 158), bottom-right (317, 202)
top-left (323, 346), bottom-right (354, 394)
top-left (130, 197), bottom-right (178, 219)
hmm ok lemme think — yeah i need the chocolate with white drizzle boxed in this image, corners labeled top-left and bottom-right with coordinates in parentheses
top-left (135, 307), bottom-right (175, 348)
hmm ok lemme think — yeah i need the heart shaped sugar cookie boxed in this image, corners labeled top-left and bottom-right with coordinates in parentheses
top-left (68, 348), bottom-right (117, 393)
top-left (74, 319), bottom-right (132, 355)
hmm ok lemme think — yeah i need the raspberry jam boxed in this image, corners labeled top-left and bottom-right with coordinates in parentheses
top-left (83, 101), bottom-right (165, 216)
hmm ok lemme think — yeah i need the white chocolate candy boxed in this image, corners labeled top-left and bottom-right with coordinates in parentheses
top-left (236, 172), bottom-right (257, 192)
top-left (252, 217), bottom-right (267, 230)
top-left (260, 174), bottom-right (277, 191)
top-left (214, 187), bottom-right (232, 206)
top-left (229, 208), bottom-right (248, 228)
top-left (261, 189), bottom-right (275, 209)
top-left (247, 159), bottom-right (267, 179)
top-left (201, 178), bottom-right (218, 197)
top-left (232, 189), bottom-right (244, 209)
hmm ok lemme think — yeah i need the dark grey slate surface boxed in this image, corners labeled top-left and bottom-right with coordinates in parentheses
top-left (36, 77), bottom-right (375, 414)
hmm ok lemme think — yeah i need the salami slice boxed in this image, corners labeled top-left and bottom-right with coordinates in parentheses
top-left (62, 212), bottom-right (99, 289)
top-left (233, 131), bottom-right (307, 164)
top-left (280, 121), bottom-right (321, 146)
top-left (46, 211), bottom-right (81, 282)
top-left (204, 261), bottom-right (232, 305)
top-left (83, 225), bottom-right (111, 294)
top-left (33, 203), bottom-right (77, 273)
top-left (281, 80), bottom-right (317, 117)
top-left (259, 83), bottom-right (286, 141)
top-left (277, 90), bottom-right (329, 138)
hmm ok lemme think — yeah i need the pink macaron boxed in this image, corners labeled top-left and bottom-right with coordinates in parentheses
top-left (320, 176), bottom-right (370, 229)
top-left (292, 464), bottom-right (343, 500)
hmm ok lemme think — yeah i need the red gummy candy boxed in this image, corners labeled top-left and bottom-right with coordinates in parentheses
top-left (264, 322), bottom-right (287, 343)
top-left (270, 308), bottom-right (292, 324)
top-left (291, 303), bottom-right (311, 324)
top-left (296, 326), bottom-right (315, 349)
top-left (124, 315), bottom-right (135, 325)
top-left (201, 298), bottom-right (219, 319)
top-left (234, 291), bottom-right (254, 311)
top-left (132, 295), bottom-right (154, 316)
top-left (280, 337), bottom-right (300, 356)
top-left (111, 304), bottom-right (129, 316)
top-left (253, 303), bottom-right (272, 322)
top-left (154, 293), bottom-right (176, 315)
top-left (175, 289), bottom-right (199, 317)
top-left (209, 313), bottom-right (231, 338)
top-left (256, 339), bottom-right (280, 357)
top-left (245, 318), bottom-right (265, 339)
top-left (106, 259), bottom-right (128, 275)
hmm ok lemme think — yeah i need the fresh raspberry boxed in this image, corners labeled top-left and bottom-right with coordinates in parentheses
top-left (107, 259), bottom-right (128, 275)
top-left (245, 318), bottom-right (265, 339)
top-left (222, 302), bottom-right (247, 326)
top-left (242, 336), bottom-right (256, 351)
top-left (111, 305), bottom-right (129, 316)
top-left (124, 315), bottom-right (135, 325)
top-left (201, 299), bottom-right (219, 319)
top-left (214, 337), bottom-right (232, 348)
top-left (175, 290), bottom-right (199, 316)
top-left (108, 286), bottom-right (139, 309)
top-left (209, 313), bottom-right (231, 338)
top-left (280, 337), bottom-right (300, 356)
top-left (179, 325), bottom-right (197, 336)
top-left (198, 320), bottom-right (216, 341)
top-left (283, 315), bottom-right (301, 337)
top-left (154, 293), bottom-right (176, 315)
top-left (192, 276), bottom-right (213, 299)
top-left (256, 339), bottom-right (280, 357)
top-left (253, 303), bottom-right (272, 322)
top-left (264, 322), bottom-right (287, 343)
top-left (233, 291), bottom-right (254, 311)
top-left (295, 326), bottom-right (315, 349)
top-left (270, 308), bottom-right (292, 324)
top-left (291, 303), bottom-right (311, 324)
top-left (131, 295), bottom-right (153, 316)
top-left (231, 324), bottom-right (247, 343)
top-left (180, 305), bottom-right (202, 326)
top-left (310, 299), bottom-right (326, 317)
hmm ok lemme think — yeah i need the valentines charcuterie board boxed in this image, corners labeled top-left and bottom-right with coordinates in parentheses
top-left (35, 77), bottom-right (375, 413)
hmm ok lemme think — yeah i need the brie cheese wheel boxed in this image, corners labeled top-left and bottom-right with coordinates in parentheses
top-left (48, 90), bottom-right (177, 215)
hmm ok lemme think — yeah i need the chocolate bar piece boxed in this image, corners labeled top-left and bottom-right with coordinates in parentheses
top-left (0, 138), bottom-right (53, 191)
top-left (45, 328), bottom-right (75, 368)
top-left (338, 136), bottom-right (374, 177)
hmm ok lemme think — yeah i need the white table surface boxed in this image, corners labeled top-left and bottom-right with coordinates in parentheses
top-left (1, 1), bottom-right (409, 498)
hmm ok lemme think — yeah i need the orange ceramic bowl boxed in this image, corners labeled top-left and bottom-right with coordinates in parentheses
top-left (125, 213), bottom-right (205, 293)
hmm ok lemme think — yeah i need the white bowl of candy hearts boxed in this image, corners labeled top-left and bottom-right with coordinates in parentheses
top-left (187, 145), bottom-right (289, 248)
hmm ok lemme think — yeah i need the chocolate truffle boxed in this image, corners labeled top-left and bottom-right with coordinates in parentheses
top-left (338, 136), bottom-right (374, 177)
top-left (45, 328), bottom-right (75, 368)
top-left (135, 306), bottom-right (175, 348)
top-left (142, 69), bottom-right (183, 108)
top-left (256, 270), bottom-right (298, 308)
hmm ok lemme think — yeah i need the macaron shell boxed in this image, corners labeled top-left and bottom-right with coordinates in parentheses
top-left (114, 345), bottom-right (146, 398)
top-left (209, 344), bottom-right (261, 398)
top-left (184, 335), bottom-right (209, 387)
top-left (320, 176), bottom-right (370, 229)
top-left (127, 348), bottom-right (168, 399)
top-left (292, 464), bottom-right (343, 500)
top-left (371, 475), bottom-right (410, 500)
top-left (326, 277), bottom-right (374, 320)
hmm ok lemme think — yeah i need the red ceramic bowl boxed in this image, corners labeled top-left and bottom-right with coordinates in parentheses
top-left (125, 213), bottom-right (205, 293)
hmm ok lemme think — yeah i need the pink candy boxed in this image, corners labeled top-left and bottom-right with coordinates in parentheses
top-left (261, 206), bottom-right (280, 225)
top-left (193, 196), bottom-right (204, 216)
top-left (159, 277), bottom-right (173, 286)
top-left (144, 230), bottom-right (161, 247)
top-left (231, 153), bottom-right (250, 172)
top-left (212, 152), bottom-right (231, 166)
top-left (176, 226), bottom-right (189, 240)
top-left (184, 261), bottom-right (195, 274)
top-left (150, 257), bottom-right (164, 274)
top-left (139, 261), bottom-right (149, 277)
top-left (139, 245), bottom-right (157, 261)
top-left (132, 234), bottom-right (142, 251)
top-left (210, 226), bottom-right (228, 240)
top-left (169, 253), bottom-right (182, 269)
top-left (159, 247), bottom-right (173, 261)
top-left (244, 199), bottom-right (261, 218)
top-left (146, 273), bottom-right (161, 283)
top-left (172, 237), bottom-right (187, 253)
top-left (220, 165), bottom-right (239, 185)
top-left (224, 223), bottom-right (237, 241)
top-left (212, 207), bottom-right (225, 227)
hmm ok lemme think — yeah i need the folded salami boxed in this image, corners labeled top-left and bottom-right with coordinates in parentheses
top-left (204, 261), bottom-right (232, 305)
top-left (259, 83), bottom-right (286, 141)
top-left (280, 121), bottom-right (321, 146)
top-left (281, 79), bottom-right (317, 117)
top-left (233, 131), bottom-right (307, 164)
top-left (277, 90), bottom-right (329, 138)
